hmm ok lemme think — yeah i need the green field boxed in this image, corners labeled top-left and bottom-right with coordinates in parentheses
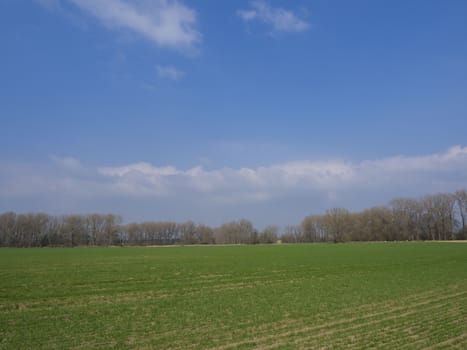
top-left (1, 243), bottom-right (466, 349)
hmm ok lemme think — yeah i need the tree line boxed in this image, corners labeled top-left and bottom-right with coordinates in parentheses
top-left (0, 190), bottom-right (466, 247)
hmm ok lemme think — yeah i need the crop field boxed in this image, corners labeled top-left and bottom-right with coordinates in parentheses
top-left (0, 243), bottom-right (466, 349)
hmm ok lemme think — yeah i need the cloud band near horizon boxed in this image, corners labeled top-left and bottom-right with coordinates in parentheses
top-left (1, 146), bottom-right (466, 224)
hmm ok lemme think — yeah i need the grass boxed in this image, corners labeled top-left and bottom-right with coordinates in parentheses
top-left (0, 243), bottom-right (466, 349)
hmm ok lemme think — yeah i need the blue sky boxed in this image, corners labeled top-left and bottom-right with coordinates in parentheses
top-left (1, 0), bottom-right (466, 227)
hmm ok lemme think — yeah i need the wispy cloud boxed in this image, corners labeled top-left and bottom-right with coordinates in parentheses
top-left (49, 155), bottom-right (82, 170)
top-left (36, 0), bottom-right (63, 11)
top-left (237, 0), bottom-right (310, 33)
top-left (39, 0), bottom-right (201, 51)
top-left (156, 65), bottom-right (184, 80)
top-left (1, 147), bottom-right (467, 224)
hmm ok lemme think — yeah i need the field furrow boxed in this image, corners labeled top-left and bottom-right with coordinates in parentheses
top-left (146, 287), bottom-right (466, 349)
top-left (205, 287), bottom-right (467, 350)
top-left (1, 243), bottom-right (466, 349)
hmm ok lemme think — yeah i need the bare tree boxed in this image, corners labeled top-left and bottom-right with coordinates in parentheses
top-left (215, 219), bottom-right (256, 244)
top-left (86, 214), bottom-right (105, 246)
top-left (197, 224), bottom-right (215, 244)
top-left (259, 226), bottom-right (278, 243)
top-left (281, 225), bottom-right (302, 243)
top-left (421, 193), bottom-right (456, 240)
top-left (351, 207), bottom-right (392, 241)
top-left (1, 188), bottom-right (465, 247)
top-left (103, 214), bottom-right (122, 245)
top-left (62, 215), bottom-right (88, 246)
top-left (179, 221), bottom-right (198, 244)
top-left (322, 208), bottom-right (352, 242)
top-left (301, 215), bottom-right (327, 242)
top-left (124, 223), bottom-right (143, 245)
top-left (0, 212), bottom-right (17, 247)
top-left (454, 190), bottom-right (467, 239)
top-left (390, 198), bottom-right (423, 240)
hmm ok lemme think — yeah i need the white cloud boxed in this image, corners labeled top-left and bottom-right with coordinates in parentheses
top-left (41, 0), bottom-right (201, 51)
top-left (1, 147), bottom-right (467, 225)
top-left (156, 65), bottom-right (184, 80)
top-left (237, 0), bottom-right (310, 33)
top-left (50, 155), bottom-right (82, 170)
top-left (32, 146), bottom-right (467, 198)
